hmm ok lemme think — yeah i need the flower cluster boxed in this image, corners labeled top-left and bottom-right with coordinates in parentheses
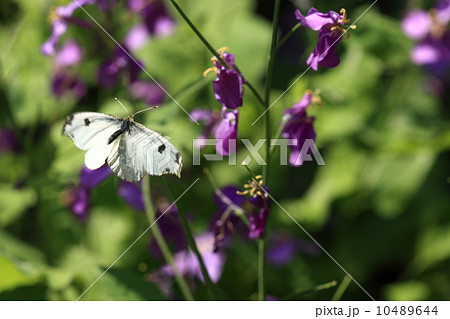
top-left (402, 0), bottom-right (450, 82)
top-left (296, 8), bottom-right (355, 70)
top-left (281, 90), bottom-right (320, 167)
top-left (237, 175), bottom-right (271, 239)
top-left (52, 40), bottom-right (87, 101)
top-left (210, 186), bottom-right (248, 251)
top-left (41, 0), bottom-right (173, 106)
top-left (66, 164), bottom-right (145, 220)
top-left (191, 48), bottom-right (244, 156)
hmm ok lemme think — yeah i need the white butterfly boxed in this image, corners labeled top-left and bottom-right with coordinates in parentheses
top-left (63, 111), bottom-right (182, 182)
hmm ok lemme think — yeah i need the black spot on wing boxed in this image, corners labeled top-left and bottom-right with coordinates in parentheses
top-left (62, 114), bottom-right (74, 135)
top-left (175, 152), bottom-right (181, 164)
top-left (165, 168), bottom-right (170, 174)
top-left (84, 118), bottom-right (90, 126)
top-left (65, 114), bottom-right (74, 126)
top-left (158, 144), bottom-right (166, 154)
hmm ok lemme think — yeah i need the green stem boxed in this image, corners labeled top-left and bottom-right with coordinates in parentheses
top-left (268, 116), bottom-right (288, 159)
top-left (169, 0), bottom-right (265, 107)
top-left (258, 0), bottom-right (281, 302)
top-left (142, 176), bottom-right (194, 301)
top-left (263, 0), bottom-right (281, 182)
top-left (275, 22), bottom-right (301, 53)
top-left (332, 275), bottom-right (352, 301)
top-left (284, 280), bottom-right (337, 300)
top-left (246, 80), bottom-right (265, 108)
top-left (257, 239), bottom-right (265, 301)
top-left (164, 178), bottom-right (221, 300)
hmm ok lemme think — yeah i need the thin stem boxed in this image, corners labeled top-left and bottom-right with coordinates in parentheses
top-left (163, 178), bottom-right (221, 300)
top-left (332, 275), bottom-right (352, 301)
top-left (269, 115), bottom-right (288, 158)
top-left (245, 80), bottom-right (265, 107)
top-left (142, 176), bottom-right (194, 301)
top-left (169, 0), bottom-right (265, 107)
top-left (263, 0), bottom-right (281, 182)
top-left (257, 239), bottom-right (265, 301)
top-left (284, 280), bottom-right (337, 300)
top-left (258, 0), bottom-right (281, 302)
top-left (275, 22), bottom-right (302, 53)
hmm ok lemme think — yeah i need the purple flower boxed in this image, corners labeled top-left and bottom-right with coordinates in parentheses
top-left (402, 10), bottom-right (432, 40)
top-left (214, 186), bottom-right (246, 213)
top-left (210, 186), bottom-right (248, 251)
top-left (67, 165), bottom-right (147, 220)
top-left (267, 235), bottom-right (298, 266)
top-left (249, 208), bottom-right (269, 239)
top-left (206, 50), bottom-right (244, 109)
top-left (248, 185), bottom-right (270, 240)
top-left (125, 23), bottom-right (150, 51)
top-left (237, 176), bottom-right (271, 240)
top-left (0, 129), bottom-right (19, 154)
top-left (97, 0), bottom-right (118, 11)
top-left (97, 46), bottom-right (143, 88)
top-left (70, 187), bottom-right (90, 221)
top-left (296, 8), bottom-right (354, 70)
top-left (402, 1), bottom-right (450, 77)
top-left (52, 72), bottom-right (87, 100)
top-left (267, 233), bottom-right (320, 267)
top-left (190, 109), bottom-right (221, 149)
top-left (55, 39), bottom-right (83, 68)
top-left (41, 0), bottom-right (95, 56)
top-left (157, 232), bottom-right (225, 283)
top-left (118, 181), bottom-right (145, 211)
top-left (80, 164), bottom-right (113, 189)
top-left (215, 109), bottom-right (238, 156)
top-left (281, 91), bottom-right (317, 167)
top-left (128, 0), bottom-right (175, 37)
top-left (129, 80), bottom-right (165, 106)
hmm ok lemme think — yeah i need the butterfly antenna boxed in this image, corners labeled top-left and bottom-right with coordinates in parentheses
top-left (115, 97), bottom-right (130, 115)
top-left (133, 105), bottom-right (159, 117)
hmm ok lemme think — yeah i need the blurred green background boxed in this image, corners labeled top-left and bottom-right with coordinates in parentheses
top-left (0, 0), bottom-right (449, 300)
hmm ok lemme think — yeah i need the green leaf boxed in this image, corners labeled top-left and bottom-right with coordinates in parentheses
top-left (0, 184), bottom-right (36, 226)
top-left (413, 225), bottom-right (450, 273)
top-left (0, 254), bottom-right (41, 293)
top-left (383, 281), bottom-right (430, 301)
top-left (81, 268), bottom-right (165, 301)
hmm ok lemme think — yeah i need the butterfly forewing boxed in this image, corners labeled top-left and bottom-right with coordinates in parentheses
top-left (63, 112), bottom-right (121, 150)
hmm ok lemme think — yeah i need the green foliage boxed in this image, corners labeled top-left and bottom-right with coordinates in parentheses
top-left (0, 0), bottom-right (448, 301)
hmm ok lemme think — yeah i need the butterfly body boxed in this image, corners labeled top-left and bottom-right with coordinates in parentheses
top-left (63, 112), bottom-right (182, 182)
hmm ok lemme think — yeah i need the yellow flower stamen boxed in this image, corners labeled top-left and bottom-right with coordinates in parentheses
top-left (338, 8), bottom-right (351, 24)
top-left (217, 47), bottom-right (230, 57)
top-left (312, 89), bottom-right (322, 106)
top-left (429, 9), bottom-right (446, 39)
top-left (203, 67), bottom-right (218, 77)
top-left (236, 175), bottom-right (265, 198)
top-left (204, 47), bottom-right (232, 76)
top-left (48, 7), bottom-right (60, 24)
top-left (329, 8), bottom-right (356, 39)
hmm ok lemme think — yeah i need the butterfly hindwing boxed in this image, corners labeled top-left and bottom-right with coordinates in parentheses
top-left (107, 121), bottom-right (182, 182)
